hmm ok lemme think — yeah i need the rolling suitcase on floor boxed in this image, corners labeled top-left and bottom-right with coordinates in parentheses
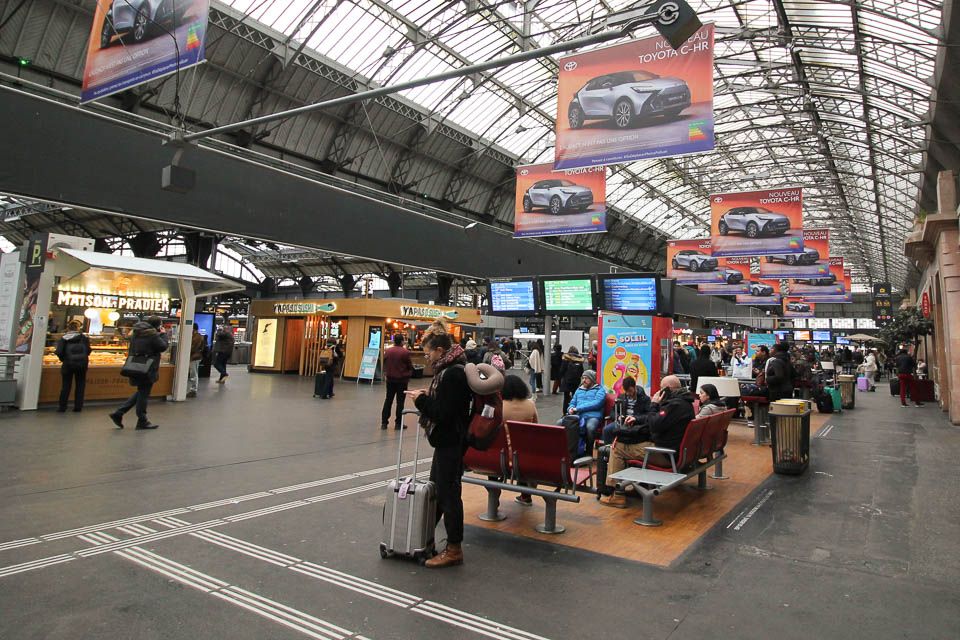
top-left (911, 379), bottom-right (934, 403)
top-left (313, 370), bottom-right (333, 398)
top-left (857, 376), bottom-right (870, 392)
top-left (889, 378), bottom-right (900, 396)
top-left (825, 386), bottom-right (842, 412)
top-left (595, 444), bottom-right (612, 497)
top-left (380, 409), bottom-right (436, 564)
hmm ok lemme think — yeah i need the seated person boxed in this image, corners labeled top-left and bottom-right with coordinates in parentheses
top-left (502, 374), bottom-right (539, 506)
top-left (602, 376), bottom-right (650, 444)
top-left (696, 383), bottom-right (726, 417)
top-left (558, 370), bottom-right (605, 458)
top-left (599, 375), bottom-right (695, 508)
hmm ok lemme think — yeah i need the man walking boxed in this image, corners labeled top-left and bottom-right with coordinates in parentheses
top-left (895, 347), bottom-right (922, 407)
top-left (110, 316), bottom-right (167, 430)
top-left (212, 325), bottom-right (234, 384)
top-left (382, 334), bottom-right (413, 430)
top-left (187, 324), bottom-right (204, 398)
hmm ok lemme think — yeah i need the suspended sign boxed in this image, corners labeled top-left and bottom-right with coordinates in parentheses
top-left (872, 282), bottom-right (893, 327)
top-left (736, 278), bottom-right (782, 306)
top-left (514, 164), bottom-right (607, 238)
top-left (921, 291), bottom-right (931, 318)
top-left (554, 24), bottom-right (714, 170)
top-left (666, 239), bottom-right (725, 284)
top-left (759, 228), bottom-right (830, 279)
top-left (81, 0), bottom-right (210, 103)
top-left (710, 188), bottom-right (804, 258)
top-left (697, 257), bottom-right (750, 295)
top-left (789, 257), bottom-right (845, 296)
top-left (783, 296), bottom-right (815, 318)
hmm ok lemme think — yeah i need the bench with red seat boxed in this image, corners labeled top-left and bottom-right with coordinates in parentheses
top-left (610, 409), bottom-right (736, 526)
top-left (461, 420), bottom-right (582, 534)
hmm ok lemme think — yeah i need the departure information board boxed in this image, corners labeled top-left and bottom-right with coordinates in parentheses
top-left (489, 280), bottom-right (536, 315)
top-left (542, 278), bottom-right (594, 313)
top-left (600, 276), bottom-right (658, 312)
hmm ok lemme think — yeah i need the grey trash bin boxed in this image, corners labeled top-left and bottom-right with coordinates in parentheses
top-left (837, 374), bottom-right (856, 410)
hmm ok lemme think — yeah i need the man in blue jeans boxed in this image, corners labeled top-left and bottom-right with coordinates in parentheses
top-left (564, 369), bottom-right (606, 457)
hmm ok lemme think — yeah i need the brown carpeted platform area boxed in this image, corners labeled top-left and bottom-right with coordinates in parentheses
top-left (462, 412), bottom-right (830, 567)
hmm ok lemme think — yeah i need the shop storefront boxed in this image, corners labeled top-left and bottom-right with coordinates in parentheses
top-left (6, 235), bottom-right (242, 409)
top-left (248, 298), bottom-right (482, 379)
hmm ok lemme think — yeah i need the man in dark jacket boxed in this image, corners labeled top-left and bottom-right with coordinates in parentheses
top-left (600, 375), bottom-right (695, 506)
top-left (765, 342), bottom-right (794, 402)
top-left (187, 324), bottom-right (205, 398)
top-left (689, 344), bottom-right (719, 393)
top-left (55, 320), bottom-right (91, 412)
top-left (602, 375), bottom-right (651, 444)
top-left (558, 346), bottom-right (585, 414)
top-left (895, 348), bottom-right (922, 407)
top-left (381, 334), bottom-right (414, 430)
top-left (110, 316), bottom-right (168, 430)
top-left (212, 326), bottom-right (234, 384)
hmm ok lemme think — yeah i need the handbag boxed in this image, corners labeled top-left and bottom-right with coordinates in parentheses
top-left (318, 348), bottom-right (333, 365)
top-left (120, 353), bottom-right (155, 379)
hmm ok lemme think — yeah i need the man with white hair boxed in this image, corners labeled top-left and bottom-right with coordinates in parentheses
top-left (599, 375), bottom-right (695, 508)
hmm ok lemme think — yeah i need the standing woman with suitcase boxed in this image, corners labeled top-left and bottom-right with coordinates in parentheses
top-left (406, 320), bottom-right (472, 568)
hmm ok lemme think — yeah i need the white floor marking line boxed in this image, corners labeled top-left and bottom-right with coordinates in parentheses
top-left (77, 532), bottom-right (365, 640)
top-left (0, 457), bottom-right (431, 552)
top-left (0, 553), bottom-right (75, 578)
top-left (150, 517), bottom-right (553, 640)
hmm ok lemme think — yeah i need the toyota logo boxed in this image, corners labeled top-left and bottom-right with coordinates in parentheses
top-left (520, 169), bottom-right (529, 175)
top-left (563, 61), bottom-right (578, 71)
top-left (713, 197), bottom-right (723, 203)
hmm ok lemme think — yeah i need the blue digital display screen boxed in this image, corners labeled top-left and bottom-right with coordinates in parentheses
top-left (812, 330), bottom-right (831, 342)
top-left (490, 280), bottom-right (536, 314)
top-left (600, 277), bottom-right (658, 312)
top-left (194, 313), bottom-right (214, 347)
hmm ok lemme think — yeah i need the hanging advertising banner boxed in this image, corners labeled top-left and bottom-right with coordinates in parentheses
top-left (514, 164), bottom-right (606, 238)
top-left (554, 24), bottom-right (714, 170)
top-left (872, 282), bottom-right (893, 326)
top-left (803, 266), bottom-right (853, 303)
top-left (81, 0), bottom-right (210, 104)
top-left (666, 239), bottom-right (724, 284)
top-left (710, 187), bottom-right (804, 257)
top-left (599, 314), bottom-right (653, 396)
top-left (697, 257), bottom-right (750, 295)
top-left (789, 256), bottom-right (845, 296)
top-left (759, 228), bottom-right (829, 278)
top-left (783, 296), bottom-right (815, 318)
top-left (736, 278), bottom-right (781, 305)
top-left (744, 332), bottom-right (777, 360)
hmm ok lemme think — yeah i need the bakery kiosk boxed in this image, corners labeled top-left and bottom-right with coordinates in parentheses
top-left (9, 236), bottom-right (242, 410)
top-left (248, 298), bottom-right (482, 379)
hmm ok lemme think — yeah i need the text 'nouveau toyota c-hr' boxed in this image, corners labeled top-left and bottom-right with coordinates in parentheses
top-left (749, 281), bottom-right (774, 296)
top-left (568, 70), bottom-right (691, 130)
top-left (100, 0), bottom-right (189, 49)
top-left (671, 250), bottom-right (717, 272)
top-left (522, 180), bottom-right (593, 215)
top-left (718, 207), bottom-right (792, 238)
top-left (765, 247), bottom-right (820, 265)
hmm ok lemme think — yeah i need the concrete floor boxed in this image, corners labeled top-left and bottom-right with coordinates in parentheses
top-left (1, 368), bottom-right (957, 639)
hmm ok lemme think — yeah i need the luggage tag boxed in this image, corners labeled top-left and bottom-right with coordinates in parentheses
top-left (481, 404), bottom-right (496, 419)
top-left (398, 476), bottom-right (414, 499)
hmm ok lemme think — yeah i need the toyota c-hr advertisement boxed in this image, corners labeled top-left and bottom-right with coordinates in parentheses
top-left (736, 279), bottom-right (782, 306)
top-left (514, 163), bottom-right (606, 238)
top-left (760, 228), bottom-right (832, 278)
top-left (82, 0), bottom-right (209, 103)
top-left (783, 296), bottom-right (816, 318)
top-left (555, 25), bottom-right (714, 170)
top-left (666, 239), bottom-right (725, 285)
top-left (711, 188), bottom-right (804, 257)
top-left (698, 257), bottom-right (750, 296)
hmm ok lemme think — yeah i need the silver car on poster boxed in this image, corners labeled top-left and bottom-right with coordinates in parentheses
top-left (749, 281), bottom-right (775, 296)
top-left (522, 179), bottom-right (594, 215)
top-left (99, 0), bottom-right (189, 49)
top-left (567, 70), bottom-right (692, 130)
top-left (717, 206), bottom-right (792, 238)
top-left (671, 250), bottom-right (718, 272)
top-left (786, 302), bottom-right (811, 313)
top-left (765, 247), bottom-right (820, 266)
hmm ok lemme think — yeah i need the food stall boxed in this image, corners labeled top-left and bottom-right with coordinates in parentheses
top-left (9, 235), bottom-right (242, 410)
top-left (248, 298), bottom-right (482, 379)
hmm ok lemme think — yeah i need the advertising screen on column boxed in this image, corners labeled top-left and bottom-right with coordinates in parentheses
top-left (783, 296), bottom-right (815, 318)
top-left (697, 257), bottom-right (750, 295)
top-left (82, 1), bottom-right (210, 103)
top-left (487, 279), bottom-right (538, 317)
top-left (710, 188), bottom-right (803, 257)
top-left (539, 276), bottom-right (596, 315)
top-left (597, 274), bottom-right (659, 313)
top-left (736, 278), bottom-right (781, 305)
top-left (745, 332), bottom-right (777, 359)
top-left (666, 239), bottom-right (725, 284)
top-left (599, 313), bottom-right (653, 396)
top-left (554, 24), bottom-right (714, 171)
top-left (514, 164), bottom-right (606, 238)
top-left (759, 228), bottom-right (830, 279)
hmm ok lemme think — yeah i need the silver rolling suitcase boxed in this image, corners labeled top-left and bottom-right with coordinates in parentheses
top-left (379, 409), bottom-right (436, 564)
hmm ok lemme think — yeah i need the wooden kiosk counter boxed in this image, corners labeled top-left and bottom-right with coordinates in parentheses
top-left (248, 299), bottom-right (482, 378)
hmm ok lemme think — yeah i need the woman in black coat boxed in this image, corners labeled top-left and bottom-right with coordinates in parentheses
top-left (689, 344), bottom-right (719, 393)
top-left (550, 342), bottom-right (563, 394)
top-left (558, 346), bottom-right (585, 414)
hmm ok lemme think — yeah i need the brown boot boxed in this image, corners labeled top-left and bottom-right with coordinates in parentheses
top-left (599, 493), bottom-right (627, 509)
top-left (425, 543), bottom-right (463, 568)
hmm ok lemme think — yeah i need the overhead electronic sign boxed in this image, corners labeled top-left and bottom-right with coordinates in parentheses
top-left (597, 273), bottom-right (659, 314)
top-left (872, 282), bottom-right (893, 327)
top-left (793, 330), bottom-right (812, 342)
top-left (488, 279), bottom-right (538, 317)
top-left (540, 276), bottom-right (596, 315)
top-left (812, 330), bottom-right (832, 342)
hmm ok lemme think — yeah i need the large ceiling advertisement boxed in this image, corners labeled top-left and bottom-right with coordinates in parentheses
top-left (82, 0), bottom-right (210, 104)
top-left (697, 257), bottom-right (750, 295)
top-left (710, 187), bottom-right (804, 258)
top-left (554, 24), bottom-right (714, 170)
top-left (666, 239), bottom-right (724, 285)
top-left (789, 256), bottom-right (846, 296)
top-left (759, 228), bottom-right (830, 279)
top-left (514, 163), bottom-right (607, 238)
top-left (736, 278), bottom-right (782, 306)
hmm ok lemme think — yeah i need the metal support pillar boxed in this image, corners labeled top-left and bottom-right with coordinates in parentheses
top-left (477, 488), bottom-right (507, 522)
top-left (535, 498), bottom-right (566, 534)
top-left (543, 314), bottom-right (553, 399)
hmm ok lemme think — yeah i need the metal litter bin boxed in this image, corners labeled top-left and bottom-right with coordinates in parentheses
top-left (837, 374), bottom-right (856, 410)
top-left (769, 402), bottom-right (811, 475)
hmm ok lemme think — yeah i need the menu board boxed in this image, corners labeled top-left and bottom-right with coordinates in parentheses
top-left (489, 280), bottom-right (536, 315)
top-left (599, 275), bottom-right (658, 313)
top-left (541, 278), bottom-right (595, 314)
